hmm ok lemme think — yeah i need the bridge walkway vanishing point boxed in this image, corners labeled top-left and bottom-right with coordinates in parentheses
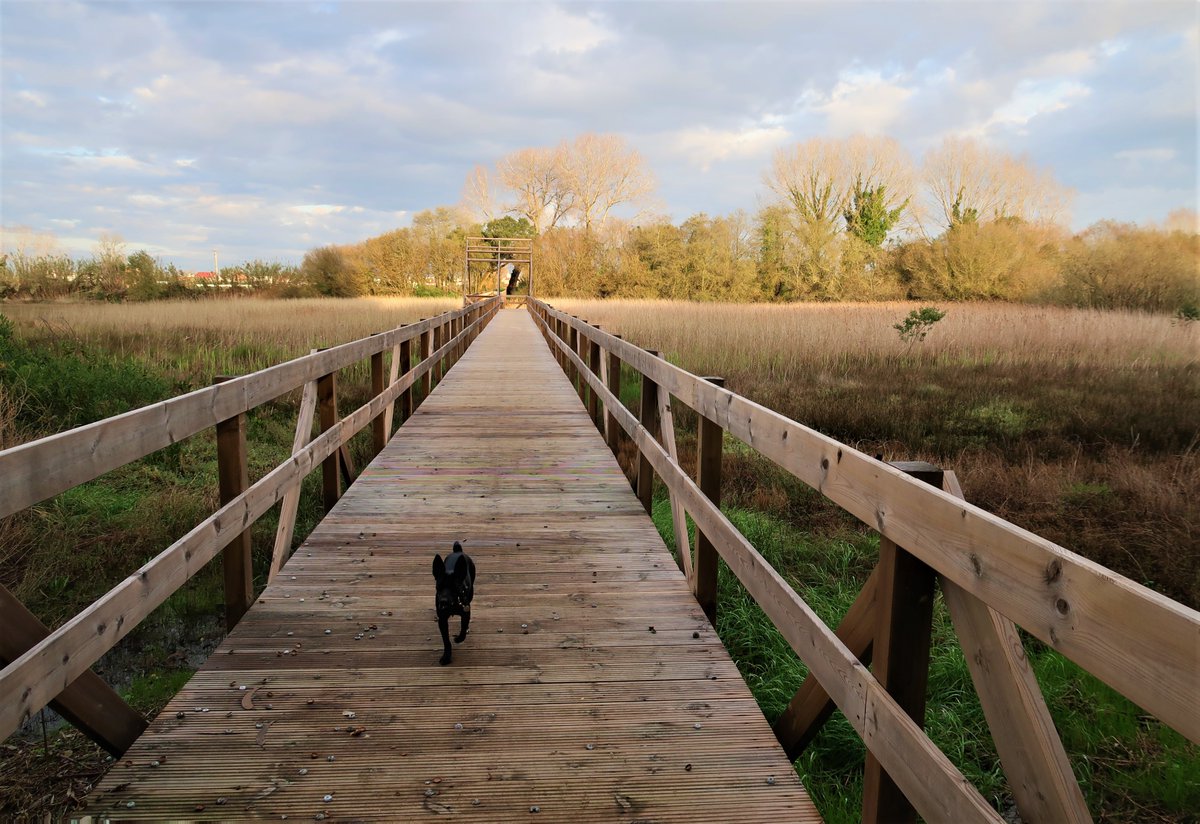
top-left (89, 308), bottom-right (822, 821)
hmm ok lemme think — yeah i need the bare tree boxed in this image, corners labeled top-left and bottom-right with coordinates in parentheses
top-left (496, 145), bottom-right (573, 233)
top-left (766, 135), bottom-right (915, 236)
top-left (561, 133), bottom-right (655, 231)
top-left (460, 164), bottom-right (499, 224)
top-left (922, 136), bottom-right (1071, 229)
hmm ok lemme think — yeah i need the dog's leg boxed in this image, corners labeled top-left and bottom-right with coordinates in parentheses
top-left (438, 614), bottom-right (452, 665)
top-left (455, 607), bottom-right (470, 644)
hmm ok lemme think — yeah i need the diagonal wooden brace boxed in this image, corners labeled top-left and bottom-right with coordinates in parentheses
top-left (0, 585), bottom-right (146, 756)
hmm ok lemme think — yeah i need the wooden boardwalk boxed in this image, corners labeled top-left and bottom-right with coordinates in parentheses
top-left (90, 309), bottom-right (820, 821)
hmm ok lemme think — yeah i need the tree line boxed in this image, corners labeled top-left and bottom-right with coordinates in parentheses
top-left (2, 133), bottom-right (1196, 313)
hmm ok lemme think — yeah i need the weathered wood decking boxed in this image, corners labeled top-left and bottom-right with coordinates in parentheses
top-left (90, 309), bottom-right (820, 821)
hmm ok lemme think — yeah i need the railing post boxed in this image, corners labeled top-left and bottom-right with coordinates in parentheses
top-left (370, 340), bottom-right (387, 456)
top-left (861, 460), bottom-right (942, 824)
top-left (693, 376), bottom-right (724, 626)
top-left (605, 336), bottom-right (623, 457)
top-left (419, 322), bottom-right (431, 404)
top-left (214, 375), bottom-right (253, 630)
top-left (317, 368), bottom-right (340, 511)
top-left (432, 321), bottom-right (443, 386)
top-left (588, 327), bottom-right (602, 432)
top-left (399, 337), bottom-right (413, 424)
top-left (568, 323), bottom-right (580, 397)
top-left (636, 350), bottom-right (660, 515)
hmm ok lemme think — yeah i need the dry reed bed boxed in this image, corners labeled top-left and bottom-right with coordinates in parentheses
top-left (1, 297), bottom-right (459, 380)
top-left (555, 299), bottom-right (1198, 372)
top-left (554, 298), bottom-right (1199, 608)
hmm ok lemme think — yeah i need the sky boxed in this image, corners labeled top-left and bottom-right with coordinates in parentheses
top-left (1, 0), bottom-right (1196, 271)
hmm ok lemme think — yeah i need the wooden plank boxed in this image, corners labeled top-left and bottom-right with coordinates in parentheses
top-left (317, 370), bottom-right (340, 511)
top-left (658, 385), bottom-right (692, 582)
top-left (587, 330), bottom-right (602, 431)
top-left (370, 346), bottom-right (386, 455)
top-left (398, 338), bottom-right (413, 426)
top-left (0, 586), bottom-right (146, 757)
top-left (86, 308), bottom-right (819, 822)
top-left (0, 306), bottom-right (499, 741)
top-left (419, 325), bottom-right (432, 404)
top-left (0, 302), bottom-right (495, 520)
top-left (534, 300), bottom-right (1200, 744)
top-left (269, 377), bottom-right (318, 582)
top-left (773, 568), bottom-right (879, 759)
top-left (214, 380), bottom-right (253, 631)
top-left (693, 376), bottom-right (724, 626)
top-left (534, 307), bottom-right (1000, 823)
top-left (862, 534), bottom-right (937, 824)
top-left (636, 354), bottom-right (659, 516)
top-left (381, 337), bottom-right (402, 438)
top-left (940, 472), bottom-right (1091, 824)
top-left (605, 337), bottom-right (622, 457)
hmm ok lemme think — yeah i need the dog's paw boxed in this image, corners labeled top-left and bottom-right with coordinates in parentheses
top-left (439, 653), bottom-right (451, 666)
top-left (454, 633), bottom-right (467, 644)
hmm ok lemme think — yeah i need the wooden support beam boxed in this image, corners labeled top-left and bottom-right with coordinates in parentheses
top-left (398, 338), bottom-right (413, 425)
top-left (658, 386), bottom-right (691, 582)
top-left (568, 325), bottom-right (580, 398)
top-left (214, 376), bottom-right (253, 631)
top-left (636, 351), bottom-right (660, 516)
top-left (587, 330), bottom-right (602, 431)
top-left (0, 585), bottom-right (146, 756)
top-left (693, 376), bottom-right (724, 626)
top-left (419, 323), bottom-right (431, 406)
top-left (317, 369), bottom-right (340, 511)
top-left (605, 337), bottom-right (623, 458)
top-left (940, 471), bottom-right (1091, 824)
top-left (269, 372), bottom-right (318, 581)
top-left (773, 566), bottom-right (880, 759)
top-left (381, 331), bottom-right (404, 438)
top-left (370, 345), bottom-right (386, 455)
top-left (862, 462), bottom-right (942, 824)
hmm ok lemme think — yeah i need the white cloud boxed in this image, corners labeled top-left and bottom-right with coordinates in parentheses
top-left (811, 68), bottom-right (916, 136)
top-left (518, 6), bottom-right (614, 56)
top-left (673, 125), bottom-right (791, 172)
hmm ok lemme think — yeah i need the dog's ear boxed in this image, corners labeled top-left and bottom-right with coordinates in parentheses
top-left (432, 554), bottom-right (445, 579)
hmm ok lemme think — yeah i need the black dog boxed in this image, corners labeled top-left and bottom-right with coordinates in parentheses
top-left (432, 541), bottom-right (475, 665)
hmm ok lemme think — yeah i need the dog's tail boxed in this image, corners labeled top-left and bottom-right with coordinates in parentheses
top-left (452, 541), bottom-right (463, 553)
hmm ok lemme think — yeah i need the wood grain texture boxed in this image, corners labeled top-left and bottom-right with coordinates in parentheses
top-left (0, 306), bottom-right (499, 742)
top-left (0, 303), bottom-right (492, 520)
top-left (533, 303), bottom-right (1001, 823)
top-left (87, 308), bottom-right (820, 822)
top-left (0, 586), bottom-right (146, 757)
top-left (939, 472), bottom-right (1090, 824)
top-left (533, 300), bottom-right (1200, 744)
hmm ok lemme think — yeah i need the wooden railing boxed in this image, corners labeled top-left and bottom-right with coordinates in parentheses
top-left (528, 297), bottom-right (1199, 824)
top-left (0, 296), bottom-right (502, 753)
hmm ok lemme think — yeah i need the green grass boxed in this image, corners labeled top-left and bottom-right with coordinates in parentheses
top-left (649, 491), bottom-right (1200, 822)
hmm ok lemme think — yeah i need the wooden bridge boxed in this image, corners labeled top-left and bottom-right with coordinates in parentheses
top-left (1, 297), bottom-right (1197, 822)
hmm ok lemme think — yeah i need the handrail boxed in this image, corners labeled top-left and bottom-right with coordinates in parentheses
top-left (0, 296), bottom-right (502, 741)
top-left (0, 302), bottom-right (488, 520)
top-left (528, 298), bottom-right (1199, 745)
top-left (528, 301), bottom-right (1000, 822)
top-left (528, 296), bottom-right (1199, 823)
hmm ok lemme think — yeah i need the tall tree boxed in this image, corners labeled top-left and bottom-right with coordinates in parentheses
top-left (495, 146), bottom-right (572, 233)
top-left (561, 133), bottom-right (656, 231)
top-left (922, 136), bottom-right (1070, 230)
